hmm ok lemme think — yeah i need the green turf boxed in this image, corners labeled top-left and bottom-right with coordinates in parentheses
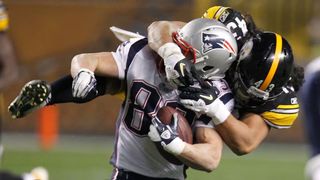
top-left (0, 134), bottom-right (308, 180)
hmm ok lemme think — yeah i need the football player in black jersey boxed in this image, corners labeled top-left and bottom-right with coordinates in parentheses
top-left (147, 6), bottom-right (304, 155)
top-left (178, 31), bottom-right (303, 154)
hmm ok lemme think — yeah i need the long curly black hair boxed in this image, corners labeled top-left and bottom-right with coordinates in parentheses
top-left (288, 63), bottom-right (305, 92)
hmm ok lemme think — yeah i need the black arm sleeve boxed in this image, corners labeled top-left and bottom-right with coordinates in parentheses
top-left (48, 75), bottom-right (122, 105)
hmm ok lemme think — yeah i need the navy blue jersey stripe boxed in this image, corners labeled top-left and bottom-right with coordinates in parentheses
top-left (123, 38), bottom-right (148, 104)
top-left (125, 38), bottom-right (148, 72)
top-left (220, 92), bottom-right (233, 105)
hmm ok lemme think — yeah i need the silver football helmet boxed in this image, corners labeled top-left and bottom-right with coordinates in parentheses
top-left (173, 18), bottom-right (238, 79)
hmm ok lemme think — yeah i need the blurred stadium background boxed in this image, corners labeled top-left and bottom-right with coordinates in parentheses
top-left (1, 0), bottom-right (319, 179)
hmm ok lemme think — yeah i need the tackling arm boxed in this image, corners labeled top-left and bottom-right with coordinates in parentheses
top-left (179, 85), bottom-right (270, 156)
top-left (177, 127), bottom-right (223, 172)
top-left (215, 113), bottom-right (270, 155)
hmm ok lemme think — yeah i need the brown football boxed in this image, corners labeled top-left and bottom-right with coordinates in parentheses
top-left (155, 106), bottom-right (193, 165)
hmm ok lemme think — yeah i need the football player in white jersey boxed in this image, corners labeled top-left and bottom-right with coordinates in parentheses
top-left (73, 18), bottom-right (237, 179)
top-left (147, 6), bottom-right (303, 155)
top-left (10, 18), bottom-right (238, 179)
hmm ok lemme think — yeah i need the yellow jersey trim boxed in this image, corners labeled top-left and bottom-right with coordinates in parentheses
top-left (261, 111), bottom-right (298, 127)
top-left (277, 104), bottom-right (299, 109)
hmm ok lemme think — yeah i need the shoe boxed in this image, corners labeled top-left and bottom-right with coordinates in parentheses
top-left (22, 166), bottom-right (49, 180)
top-left (8, 80), bottom-right (51, 119)
top-left (30, 167), bottom-right (49, 180)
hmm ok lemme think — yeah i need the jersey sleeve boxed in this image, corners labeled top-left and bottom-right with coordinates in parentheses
top-left (260, 89), bottom-right (299, 129)
top-left (0, 1), bottom-right (9, 31)
top-left (111, 38), bottom-right (147, 80)
top-left (111, 41), bottom-right (132, 79)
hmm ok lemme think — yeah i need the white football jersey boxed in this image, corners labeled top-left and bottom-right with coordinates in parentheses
top-left (110, 38), bottom-right (234, 179)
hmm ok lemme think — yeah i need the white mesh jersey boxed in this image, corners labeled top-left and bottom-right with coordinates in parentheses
top-left (110, 38), bottom-right (234, 179)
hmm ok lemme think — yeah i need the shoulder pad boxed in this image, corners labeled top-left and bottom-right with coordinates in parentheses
top-left (261, 89), bottom-right (299, 129)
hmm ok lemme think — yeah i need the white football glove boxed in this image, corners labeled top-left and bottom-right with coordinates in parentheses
top-left (158, 43), bottom-right (194, 87)
top-left (148, 114), bottom-right (186, 155)
top-left (179, 85), bottom-right (230, 125)
top-left (72, 68), bottom-right (97, 98)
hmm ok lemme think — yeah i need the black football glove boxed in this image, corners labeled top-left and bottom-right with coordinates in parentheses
top-left (179, 84), bottom-right (219, 105)
top-left (179, 83), bottom-right (231, 125)
top-left (165, 58), bottom-right (194, 87)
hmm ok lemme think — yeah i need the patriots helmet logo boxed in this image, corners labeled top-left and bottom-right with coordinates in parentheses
top-left (202, 32), bottom-right (236, 55)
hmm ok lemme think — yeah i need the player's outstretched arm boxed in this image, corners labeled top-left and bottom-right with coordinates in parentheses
top-left (70, 52), bottom-right (119, 98)
top-left (9, 52), bottom-right (121, 119)
top-left (8, 74), bottom-right (122, 119)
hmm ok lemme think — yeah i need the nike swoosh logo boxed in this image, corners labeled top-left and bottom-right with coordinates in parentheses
top-left (200, 94), bottom-right (213, 101)
top-left (180, 63), bottom-right (186, 77)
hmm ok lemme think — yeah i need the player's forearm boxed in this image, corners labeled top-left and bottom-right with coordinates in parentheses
top-left (215, 114), bottom-right (269, 155)
top-left (178, 143), bottom-right (221, 172)
top-left (147, 21), bottom-right (185, 52)
top-left (71, 54), bottom-right (99, 78)
top-left (71, 52), bottom-right (119, 78)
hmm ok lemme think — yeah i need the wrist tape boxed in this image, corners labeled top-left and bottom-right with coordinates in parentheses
top-left (158, 43), bottom-right (185, 66)
top-left (206, 99), bottom-right (231, 125)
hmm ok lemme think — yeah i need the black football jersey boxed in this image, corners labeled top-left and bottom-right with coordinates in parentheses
top-left (236, 86), bottom-right (299, 129)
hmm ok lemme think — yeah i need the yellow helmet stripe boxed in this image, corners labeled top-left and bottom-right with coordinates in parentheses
top-left (215, 7), bottom-right (230, 20)
top-left (202, 6), bottom-right (222, 19)
top-left (259, 33), bottom-right (282, 90)
top-left (202, 6), bottom-right (230, 20)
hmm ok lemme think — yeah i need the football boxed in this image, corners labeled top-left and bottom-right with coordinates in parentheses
top-left (155, 106), bottom-right (193, 165)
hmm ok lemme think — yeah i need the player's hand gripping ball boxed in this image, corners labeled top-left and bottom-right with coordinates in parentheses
top-left (150, 106), bottom-right (193, 165)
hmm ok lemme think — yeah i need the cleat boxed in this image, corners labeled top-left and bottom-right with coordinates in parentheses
top-left (31, 167), bottom-right (49, 180)
top-left (8, 80), bottom-right (51, 119)
top-left (23, 166), bottom-right (49, 180)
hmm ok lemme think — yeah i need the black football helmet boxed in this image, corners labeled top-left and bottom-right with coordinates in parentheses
top-left (202, 6), bottom-right (249, 49)
top-left (233, 32), bottom-right (294, 107)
